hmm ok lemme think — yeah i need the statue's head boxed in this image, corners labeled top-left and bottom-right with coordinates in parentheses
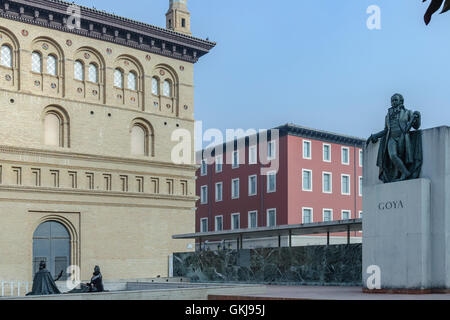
top-left (391, 94), bottom-right (404, 108)
top-left (39, 261), bottom-right (46, 270)
top-left (94, 265), bottom-right (100, 274)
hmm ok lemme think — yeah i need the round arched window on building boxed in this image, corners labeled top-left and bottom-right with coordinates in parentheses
top-left (32, 221), bottom-right (70, 280)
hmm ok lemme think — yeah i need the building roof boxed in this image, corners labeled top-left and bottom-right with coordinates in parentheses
top-left (196, 123), bottom-right (365, 160)
top-left (173, 219), bottom-right (362, 242)
top-left (0, 0), bottom-right (216, 63)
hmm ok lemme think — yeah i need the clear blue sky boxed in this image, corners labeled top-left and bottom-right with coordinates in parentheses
top-left (75, 0), bottom-right (450, 141)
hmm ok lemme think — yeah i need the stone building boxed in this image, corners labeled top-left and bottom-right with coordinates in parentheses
top-left (0, 0), bottom-right (214, 282)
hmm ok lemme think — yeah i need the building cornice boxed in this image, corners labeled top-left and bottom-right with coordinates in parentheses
top-left (0, 0), bottom-right (216, 63)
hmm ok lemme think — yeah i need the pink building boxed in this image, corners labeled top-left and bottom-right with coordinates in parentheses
top-left (196, 124), bottom-right (365, 247)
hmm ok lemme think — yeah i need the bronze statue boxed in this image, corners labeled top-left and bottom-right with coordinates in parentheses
top-left (367, 94), bottom-right (423, 183)
top-left (26, 261), bottom-right (63, 296)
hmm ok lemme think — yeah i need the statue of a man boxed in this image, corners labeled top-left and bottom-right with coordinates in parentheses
top-left (26, 261), bottom-right (63, 296)
top-left (367, 94), bottom-right (423, 183)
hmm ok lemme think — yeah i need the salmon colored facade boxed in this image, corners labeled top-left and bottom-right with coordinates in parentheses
top-left (195, 124), bottom-right (364, 242)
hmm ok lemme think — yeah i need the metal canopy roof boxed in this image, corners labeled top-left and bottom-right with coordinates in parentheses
top-left (173, 219), bottom-right (362, 242)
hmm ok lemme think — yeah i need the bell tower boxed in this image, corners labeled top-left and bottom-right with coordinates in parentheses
top-left (166, 0), bottom-right (192, 35)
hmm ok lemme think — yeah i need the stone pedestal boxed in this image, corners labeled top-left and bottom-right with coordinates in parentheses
top-left (363, 126), bottom-right (450, 291)
top-left (362, 179), bottom-right (431, 290)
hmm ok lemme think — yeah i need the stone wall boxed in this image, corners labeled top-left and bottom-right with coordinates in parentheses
top-left (173, 244), bottom-right (362, 286)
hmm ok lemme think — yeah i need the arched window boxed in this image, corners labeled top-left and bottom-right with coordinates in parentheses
top-left (0, 45), bottom-right (12, 68)
top-left (152, 77), bottom-right (159, 95)
top-left (131, 125), bottom-right (147, 156)
top-left (44, 112), bottom-right (62, 147)
top-left (32, 51), bottom-right (42, 73)
top-left (128, 71), bottom-right (137, 91)
top-left (88, 63), bottom-right (98, 83)
top-left (163, 80), bottom-right (171, 97)
top-left (114, 69), bottom-right (123, 88)
top-left (74, 60), bottom-right (84, 81)
top-left (47, 55), bottom-right (57, 76)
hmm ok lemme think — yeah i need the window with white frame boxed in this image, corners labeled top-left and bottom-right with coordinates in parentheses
top-left (128, 71), bottom-right (137, 91)
top-left (163, 80), bottom-right (171, 97)
top-left (231, 213), bottom-right (240, 230)
top-left (31, 51), bottom-right (42, 73)
top-left (359, 211), bottom-right (363, 219)
top-left (215, 155), bottom-right (223, 173)
top-left (359, 149), bottom-right (363, 167)
top-left (215, 216), bottom-right (223, 231)
top-left (249, 145), bottom-right (257, 165)
top-left (359, 176), bottom-right (363, 196)
top-left (200, 185), bottom-right (208, 204)
top-left (232, 150), bottom-right (239, 168)
top-left (267, 171), bottom-right (276, 193)
top-left (74, 60), bottom-right (84, 81)
top-left (0, 45), bottom-right (12, 68)
top-left (215, 182), bottom-right (223, 202)
top-left (302, 169), bottom-right (312, 191)
top-left (267, 209), bottom-right (276, 227)
top-left (201, 159), bottom-right (207, 176)
top-left (323, 209), bottom-right (333, 222)
top-left (248, 211), bottom-right (258, 229)
top-left (88, 63), bottom-right (98, 83)
top-left (302, 208), bottom-right (313, 224)
top-left (322, 172), bottom-right (332, 193)
top-left (151, 77), bottom-right (159, 95)
top-left (341, 174), bottom-right (351, 195)
top-left (47, 55), bottom-right (57, 76)
top-left (342, 147), bottom-right (350, 165)
top-left (200, 218), bottom-right (208, 233)
top-left (342, 210), bottom-right (351, 220)
top-left (323, 144), bottom-right (331, 162)
top-left (231, 178), bottom-right (240, 199)
top-left (114, 69), bottom-right (124, 88)
top-left (303, 140), bottom-right (312, 159)
top-left (248, 175), bottom-right (257, 196)
top-left (268, 140), bottom-right (276, 160)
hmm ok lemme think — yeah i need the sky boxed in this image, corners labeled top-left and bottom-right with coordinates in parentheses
top-left (74, 0), bottom-right (450, 144)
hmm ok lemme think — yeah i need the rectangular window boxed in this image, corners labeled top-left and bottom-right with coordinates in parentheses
top-left (69, 171), bottom-right (78, 189)
top-left (359, 176), bottom-right (363, 197)
top-left (359, 211), bottom-right (363, 219)
top-left (359, 149), bottom-right (363, 167)
top-left (166, 179), bottom-right (174, 195)
top-left (342, 147), bottom-right (350, 165)
top-left (103, 174), bottom-right (112, 191)
top-left (181, 180), bottom-right (188, 196)
top-left (137, 176), bottom-right (144, 193)
top-left (31, 168), bottom-right (41, 187)
top-left (342, 210), bottom-right (351, 220)
top-left (12, 167), bottom-right (22, 185)
top-left (201, 159), bottom-right (207, 176)
top-left (248, 175), bottom-right (257, 196)
top-left (341, 174), bottom-right (351, 195)
top-left (215, 155), bottom-right (223, 173)
top-left (323, 144), bottom-right (331, 162)
top-left (322, 172), bottom-right (332, 193)
top-left (302, 208), bottom-right (313, 224)
top-left (248, 211), bottom-right (258, 229)
top-left (267, 209), bottom-right (276, 227)
top-left (50, 170), bottom-right (59, 188)
top-left (215, 216), bottom-right (223, 231)
top-left (231, 178), bottom-right (240, 199)
top-left (249, 145), bottom-right (257, 165)
top-left (231, 213), bottom-right (240, 230)
top-left (323, 209), bottom-right (333, 222)
top-left (182, 18), bottom-right (186, 28)
top-left (200, 185), bottom-right (208, 204)
top-left (151, 177), bottom-right (159, 194)
top-left (120, 175), bottom-right (128, 192)
top-left (268, 140), bottom-right (276, 160)
top-left (215, 182), bottom-right (223, 202)
top-left (267, 171), bottom-right (276, 193)
top-left (302, 169), bottom-right (312, 191)
top-left (86, 172), bottom-right (94, 190)
top-left (200, 218), bottom-right (208, 233)
top-left (232, 151), bottom-right (239, 169)
top-left (303, 140), bottom-right (311, 159)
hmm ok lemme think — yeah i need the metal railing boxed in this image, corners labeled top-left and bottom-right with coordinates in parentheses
top-left (0, 281), bottom-right (30, 297)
